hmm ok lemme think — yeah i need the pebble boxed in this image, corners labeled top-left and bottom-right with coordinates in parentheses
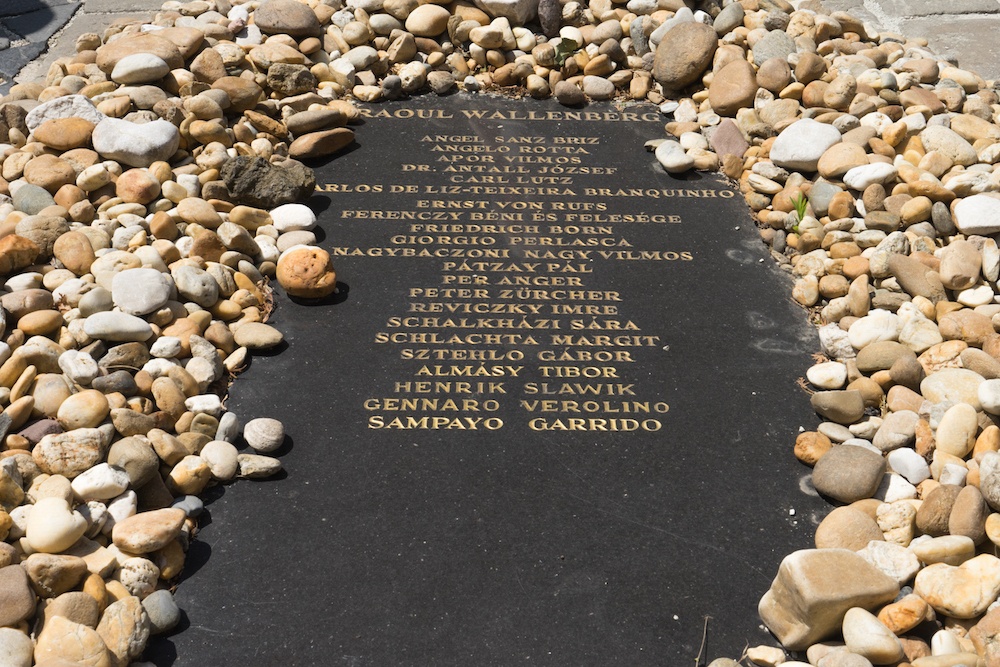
top-left (0, 627), bottom-right (32, 667)
top-left (769, 119), bottom-right (842, 171)
top-left (91, 118), bottom-right (180, 168)
top-left (244, 417), bottom-right (285, 452)
top-left (915, 554), bottom-right (1000, 618)
top-left (111, 53), bottom-right (171, 84)
top-left (0, 565), bottom-right (36, 626)
top-left (842, 607), bottom-right (904, 664)
top-left (143, 589), bottom-right (181, 635)
top-left (812, 445), bottom-right (887, 503)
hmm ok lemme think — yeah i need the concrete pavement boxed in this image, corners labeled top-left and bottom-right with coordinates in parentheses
top-left (0, 0), bottom-right (161, 95)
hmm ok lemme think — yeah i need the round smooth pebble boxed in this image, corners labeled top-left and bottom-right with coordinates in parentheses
top-left (244, 417), bottom-right (285, 453)
top-left (270, 203), bottom-right (316, 232)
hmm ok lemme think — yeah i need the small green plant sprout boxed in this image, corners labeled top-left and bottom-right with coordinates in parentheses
top-left (791, 192), bottom-right (809, 222)
top-left (554, 38), bottom-right (579, 67)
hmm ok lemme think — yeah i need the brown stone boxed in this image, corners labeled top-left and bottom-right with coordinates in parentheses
top-left (917, 484), bottom-right (963, 536)
top-left (0, 234), bottom-right (40, 275)
top-left (708, 59), bottom-right (757, 116)
top-left (652, 23), bottom-right (718, 89)
top-left (794, 431), bottom-right (832, 465)
top-left (211, 77), bottom-right (264, 114)
top-left (288, 128), bottom-right (355, 160)
top-left (95, 34), bottom-right (184, 75)
top-left (756, 57), bottom-right (791, 93)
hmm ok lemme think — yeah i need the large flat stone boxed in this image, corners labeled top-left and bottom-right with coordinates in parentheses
top-left (148, 97), bottom-right (826, 665)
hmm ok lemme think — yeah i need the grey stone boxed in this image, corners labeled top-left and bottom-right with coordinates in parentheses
top-left (220, 156), bottom-right (316, 209)
top-left (142, 589), bottom-right (181, 635)
top-left (812, 445), bottom-right (887, 503)
top-left (11, 184), bottom-right (55, 215)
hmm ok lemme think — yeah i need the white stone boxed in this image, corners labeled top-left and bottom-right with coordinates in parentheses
top-left (200, 440), bottom-right (239, 481)
top-left (112, 268), bottom-right (174, 316)
top-left (940, 464), bottom-right (969, 486)
top-left (983, 238), bottom-right (1000, 282)
top-left (875, 473), bottom-right (918, 503)
top-left (957, 284), bottom-right (994, 307)
top-left (111, 53), bottom-right (171, 84)
top-left (244, 417), bottom-right (285, 452)
top-left (58, 349), bottom-right (99, 385)
top-left (269, 203), bottom-right (317, 233)
top-left (0, 627), bottom-right (33, 667)
top-left (807, 362), bottom-right (848, 389)
top-left (105, 491), bottom-right (138, 531)
top-left (818, 323), bottom-right (856, 359)
top-left (92, 118), bottom-right (180, 168)
top-left (843, 162), bottom-right (898, 190)
top-left (83, 311), bottom-right (153, 342)
top-left (25, 94), bottom-right (106, 132)
top-left (654, 140), bottom-right (694, 173)
top-left (769, 119), bottom-right (842, 171)
top-left (921, 368), bottom-right (985, 411)
top-left (848, 309), bottom-right (900, 350)
top-left (887, 447), bottom-right (931, 485)
top-left (25, 496), bottom-right (87, 553)
top-left (172, 265), bottom-right (219, 308)
top-left (858, 540), bottom-right (922, 584)
top-left (954, 194), bottom-right (1000, 235)
top-left (931, 629), bottom-right (964, 656)
top-left (71, 463), bottom-right (130, 501)
top-left (898, 311), bottom-right (943, 353)
top-left (150, 337), bottom-right (183, 358)
top-left (185, 394), bottom-right (223, 417)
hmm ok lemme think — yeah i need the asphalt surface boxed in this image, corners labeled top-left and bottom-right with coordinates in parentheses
top-left (1, 0), bottom-right (999, 95)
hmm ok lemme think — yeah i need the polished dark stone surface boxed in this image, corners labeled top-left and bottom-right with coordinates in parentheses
top-left (148, 97), bottom-right (826, 666)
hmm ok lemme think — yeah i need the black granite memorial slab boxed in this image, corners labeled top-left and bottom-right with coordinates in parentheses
top-left (149, 97), bottom-right (828, 666)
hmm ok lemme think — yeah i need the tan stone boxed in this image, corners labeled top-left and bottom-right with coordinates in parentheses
top-left (914, 554), bottom-right (1000, 618)
top-left (96, 596), bottom-right (150, 667)
top-left (708, 59), bottom-right (757, 117)
top-left (759, 549), bottom-right (899, 650)
top-left (115, 169), bottom-right (160, 205)
top-left (53, 231), bottom-right (95, 276)
top-left (111, 508), bottom-right (186, 554)
top-left (34, 615), bottom-right (111, 667)
top-left (288, 128), bottom-right (355, 160)
top-left (25, 553), bottom-right (89, 598)
top-left (878, 594), bottom-right (933, 635)
top-left (815, 506), bottom-right (884, 551)
top-left (33, 118), bottom-right (95, 151)
top-left (95, 34), bottom-right (183, 75)
top-left (276, 246), bottom-right (337, 298)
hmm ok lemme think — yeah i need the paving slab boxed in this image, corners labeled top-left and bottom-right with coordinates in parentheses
top-left (81, 0), bottom-right (166, 12)
top-left (145, 95), bottom-right (828, 666)
top-left (0, 0), bottom-right (77, 18)
top-left (2, 2), bottom-right (80, 45)
top-left (899, 16), bottom-right (1000, 79)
